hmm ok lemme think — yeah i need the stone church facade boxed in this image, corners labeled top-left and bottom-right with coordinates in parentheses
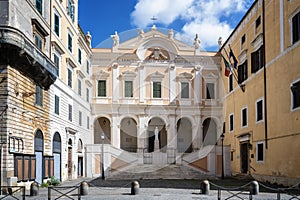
top-left (88, 26), bottom-right (230, 178)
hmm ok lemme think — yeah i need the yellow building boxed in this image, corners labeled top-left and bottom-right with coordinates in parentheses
top-left (221, 0), bottom-right (300, 185)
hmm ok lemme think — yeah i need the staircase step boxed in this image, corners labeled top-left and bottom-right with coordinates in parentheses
top-left (107, 164), bottom-right (210, 180)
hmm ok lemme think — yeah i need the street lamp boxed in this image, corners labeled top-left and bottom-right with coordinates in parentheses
top-left (101, 133), bottom-right (105, 180)
top-left (220, 133), bottom-right (225, 179)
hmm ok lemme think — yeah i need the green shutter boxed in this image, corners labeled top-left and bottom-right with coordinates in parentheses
top-left (153, 82), bottom-right (161, 98)
top-left (125, 81), bottom-right (133, 97)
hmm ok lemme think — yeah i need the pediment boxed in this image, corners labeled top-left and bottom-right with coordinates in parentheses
top-left (93, 70), bottom-right (109, 80)
top-left (150, 71), bottom-right (165, 79)
top-left (177, 72), bottom-right (193, 80)
top-left (121, 70), bottom-right (137, 78)
top-left (203, 72), bottom-right (218, 80)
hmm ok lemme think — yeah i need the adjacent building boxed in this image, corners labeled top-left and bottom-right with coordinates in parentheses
top-left (221, 0), bottom-right (300, 185)
top-left (0, 0), bottom-right (57, 187)
top-left (0, 0), bottom-right (92, 189)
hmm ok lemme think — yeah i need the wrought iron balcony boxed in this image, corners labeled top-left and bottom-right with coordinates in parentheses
top-left (0, 26), bottom-right (57, 90)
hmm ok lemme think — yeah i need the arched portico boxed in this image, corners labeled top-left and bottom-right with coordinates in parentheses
top-left (147, 117), bottom-right (167, 152)
top-left (120, 117), bottom-right (137, 152)
top-left (94, 117), bottom-right (111, 144)
top-left (202, 118), bottom-right (217, 146)
top-left (177, 118), bottom-right (193, 153)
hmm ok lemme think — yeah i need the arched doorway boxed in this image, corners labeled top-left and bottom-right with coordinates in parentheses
top-left (67, 139), bottom-right (72, 179)
top-left (34, 129), bottom-right (44, 184)
top-left (147, 117), bottom-right (167, 152)
top-left (177, 118), bottom-right (193, 153)
top-left (202, 118), bottom-right (217, 146)
top-left (120, 117), bottom-right (137, 152)
top-left (94, 117), bottom-right (111, 144)
top-left (77, 139), bottom-right (83, 177)
top-left (52, 132), bottom-right (61, 181)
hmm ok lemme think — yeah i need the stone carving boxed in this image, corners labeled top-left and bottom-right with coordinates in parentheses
top-left (111, 31), bottom-right (119, 47)
top-left (194, 34), bottom-right (200, 49)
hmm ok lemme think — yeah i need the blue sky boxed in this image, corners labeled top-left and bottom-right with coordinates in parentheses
top-left (79, 0), bottom-right (254, 51)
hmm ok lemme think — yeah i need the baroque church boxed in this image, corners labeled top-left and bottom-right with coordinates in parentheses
top-left (87, 26), bottom-right (229, 177)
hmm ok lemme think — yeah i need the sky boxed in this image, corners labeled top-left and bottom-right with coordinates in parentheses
top-left (78, 0), bottom-right (254, 51)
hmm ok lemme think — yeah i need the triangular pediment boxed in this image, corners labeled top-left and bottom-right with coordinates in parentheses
top-left (178, 72), bottom-right (193, 80)
top-left (149, 71), bottom-right (165, 79)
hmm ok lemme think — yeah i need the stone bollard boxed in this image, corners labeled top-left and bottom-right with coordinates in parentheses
top-left (249, 181), bottom-right (259, 195)
top-left (80, 181), bottom-right (89, 196)
top-left (30, 182), bottom-right (39, 196)
top-left (131, 181), bottom-right (140, 195)
top-left (200, 180), bottom-right (210, 195)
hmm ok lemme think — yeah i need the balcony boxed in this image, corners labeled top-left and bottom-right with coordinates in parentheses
top-left (0, 26), bottom-right (57, 90)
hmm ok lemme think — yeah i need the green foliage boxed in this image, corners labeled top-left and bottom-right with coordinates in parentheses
top-left (41, 182), bottom-right (49, 188)
top-left (47, 176), bottom-right (61, 186)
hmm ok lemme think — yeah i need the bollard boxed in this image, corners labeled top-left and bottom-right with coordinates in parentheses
top-left (30, 182), bottom-right (39, 196)
top-left (249, 181), bottom-right (259, 195)
top-left (80, 181), bottom-right (89, 196)
top-left (131, 181), bottom-right (140, 195)
top-left (200, 180), bottom-right (210, 195)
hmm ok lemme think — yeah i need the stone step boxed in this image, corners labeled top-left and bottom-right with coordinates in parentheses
top-left (107, 164), bottom-right (210, 180)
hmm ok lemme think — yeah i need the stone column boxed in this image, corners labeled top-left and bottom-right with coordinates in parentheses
top-left (138, 64), bottom-right (145, 103)
top-left (169, 64), bottom-right (176, 104)
top-left (111, 115), bottom-right (120, 148)
top-left (167, 114), bottom-right (176, 164)
top-left (193, 115), bottom-right (202, 150)
top-left (194, 65), bottom-right (202, 104)
top-left (112, 63), bottom-right (119, 103)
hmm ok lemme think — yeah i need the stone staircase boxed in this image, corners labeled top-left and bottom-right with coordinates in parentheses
top-left (107, 164), bottom-right (210, 180)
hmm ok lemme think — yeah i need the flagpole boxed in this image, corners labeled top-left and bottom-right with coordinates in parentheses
top-left (223, 48), bottom-right (245, 92)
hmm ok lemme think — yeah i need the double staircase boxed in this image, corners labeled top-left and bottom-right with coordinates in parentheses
top-left (107, 164), bottom-right (210, 180)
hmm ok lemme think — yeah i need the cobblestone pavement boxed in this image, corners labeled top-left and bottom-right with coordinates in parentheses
top-left (8, 178), bottom-right (299, 199)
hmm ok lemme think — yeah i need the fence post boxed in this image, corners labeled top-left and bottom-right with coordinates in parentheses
top-left (48, 187), bottom-right (51, 200)
top-left (200, 180), bottom-right (210, 195)
top-left (218, 189), bottom-right (221, 200)
top-left (22, 186), bottom-right (25, 200)
top-left (277, 192), bottom-right (280, 200)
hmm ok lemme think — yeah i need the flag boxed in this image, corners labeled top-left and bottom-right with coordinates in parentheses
top-left (229, 47), bottom-right (238, 69)
top-left (222, 55), bottom-right (231, 77)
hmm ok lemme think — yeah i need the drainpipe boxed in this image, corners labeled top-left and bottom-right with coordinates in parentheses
top-left (262, 0), bottom-right (268, 149)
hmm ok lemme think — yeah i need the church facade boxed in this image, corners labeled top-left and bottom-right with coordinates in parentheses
top-left (88, 26), bottom-right (230, 177)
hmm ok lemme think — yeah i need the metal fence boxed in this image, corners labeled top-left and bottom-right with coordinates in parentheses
top-left (0, 186), bottom-right (25, 200)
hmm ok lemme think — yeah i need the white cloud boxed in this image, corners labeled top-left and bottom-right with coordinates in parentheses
top-left (130, 0), bottom-right (253, 50)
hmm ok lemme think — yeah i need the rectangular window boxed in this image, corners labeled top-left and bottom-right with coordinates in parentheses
top-left (35, 85), bottom-right (43, 106)
top-left (53, 53), bottom-right (60, 76)
top-left (54, 95), bottom-right (59, 115)
top-left (98, 80), bottom-right (106, 97)
top-left (36, 0), bottom-right (43, 15)
top-left (256, 99), bottom-right (263, 122)
top-left (153, 82), bottom-right (161, 98)
top-left (86, 60), bottom-right (90, 74)
top-left (229, 74), bottom-right (233, 92)
top-left (78, 48), bottom-right (82, 64)
top-left (67, 0), bottom-right (75, 22)
top-left (251, 46), bottom-right (264, 73)
top-left (86, 88), bottom-right (89, 102)
top-left (255, 16), bottom-right (261, 28)
top-left (256, 143), bottom-right (264, 162)
top-left (206, 83), bottom-right (215, 99)
top-left (54, 13), bottom-right (60, 36)
top-left (292, 11), bottom-right (300, 44)
top-left (242, 107), bottom-right (248, 127)
top-left (87, 116), bottom-right (90, 129)
top-left (68, 104), bottom-right (72, 122)
top-left (124, 81), bottom-right (133, 97)
top-left (241, 34), bottom-right (246, 45)
top-left (291, 80), bottom-right (300, 109)
top-left (68, 32), bottom-right (72, 52)
top-left (229, 114), bottom-right (234, 132)
top-left (181, 82), bottom-right (189, 98)
top-left (79, 111), bottom-right (82, 126)
top-left (78, 79), bottom-right (82, 96)
top-left (67, 68), bottom-right (72, 88)
top-left (34, 34), bottom-right (43, 50)
top-left (238, 61), bottom-right (248, 83)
